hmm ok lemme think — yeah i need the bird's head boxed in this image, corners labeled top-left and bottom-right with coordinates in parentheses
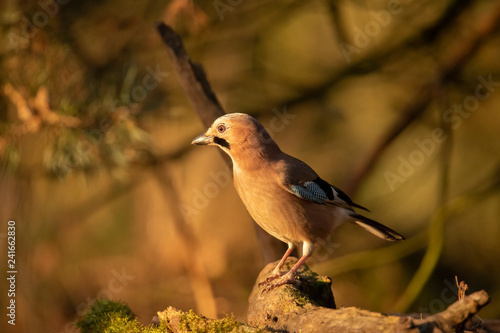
top-left (191, 113), bottom-right (281, 162)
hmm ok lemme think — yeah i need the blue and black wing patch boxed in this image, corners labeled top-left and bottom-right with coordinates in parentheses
top-left (287, 177), bottom-right (369, 211)
top-left (290, 180), bottom-right (330, 203)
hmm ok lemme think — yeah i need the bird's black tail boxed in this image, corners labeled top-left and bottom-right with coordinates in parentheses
top-left (350, 213), bottom-right (405, 241)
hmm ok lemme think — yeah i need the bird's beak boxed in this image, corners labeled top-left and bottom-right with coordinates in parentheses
top-left (191, 133), bottom-right (214, 145)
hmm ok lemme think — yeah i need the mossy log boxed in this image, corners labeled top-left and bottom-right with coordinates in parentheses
top-left (156, 257), bottom-right (490, 332)
top-left (247, 257), bottom-right (490, 333)
top-left (76, 262), bottom-right (492, 333)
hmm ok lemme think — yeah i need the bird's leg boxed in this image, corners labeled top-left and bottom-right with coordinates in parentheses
top-left (259, 243), bottom-right (295, 286)
top-left (263, 242), bottom-right (315, 291)
top-left (269, 243), bottom-right (296, 278)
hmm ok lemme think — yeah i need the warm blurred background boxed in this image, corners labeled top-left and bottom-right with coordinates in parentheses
top-left (1, 0), bottom-right (500, 331)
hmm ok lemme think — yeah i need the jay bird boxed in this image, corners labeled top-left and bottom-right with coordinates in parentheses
top-left (192, 113), bottom-right (404, 288)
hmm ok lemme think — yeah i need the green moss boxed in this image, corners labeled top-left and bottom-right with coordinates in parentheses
top-left (76, 299), bottom-right (168, 333)
top-left (179, 310), bottom-right (242, 333)
top-left (103, 315), bottom-right (168, 333)
top-left (76, 299), bottom-right (135, 332)
top-left (287, 287), bottom-right (312, 307)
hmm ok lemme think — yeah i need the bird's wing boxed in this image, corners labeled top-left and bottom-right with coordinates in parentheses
top-left (277, 155), bottom-right (369, 211)
top-left (285, 177), bottom-right (369, 211)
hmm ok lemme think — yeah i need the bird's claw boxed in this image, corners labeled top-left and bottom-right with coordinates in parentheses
top-left (258, 275), bottom-right (280, 287)
top-left (258, 269), bottom-right (285, 287)
top-left (259, 272), bottom-right (300, 293)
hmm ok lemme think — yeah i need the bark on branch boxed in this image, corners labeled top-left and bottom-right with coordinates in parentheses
top-left (156, 22), bottom-right (224, 127)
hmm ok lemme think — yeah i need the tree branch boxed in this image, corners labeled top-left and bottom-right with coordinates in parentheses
top-left (246, 258), bottom-right (490, 333)
top-left (156, 23), bottom-right (225, 127)
top-left (155, 23), bottom-right (288, 263)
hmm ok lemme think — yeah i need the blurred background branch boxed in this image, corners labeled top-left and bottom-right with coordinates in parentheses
top-left (156, 22), bottom-right (287, 264)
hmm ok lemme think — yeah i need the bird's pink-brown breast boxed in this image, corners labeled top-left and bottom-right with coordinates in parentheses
top-left (232, 157), bottom-right (344, 246)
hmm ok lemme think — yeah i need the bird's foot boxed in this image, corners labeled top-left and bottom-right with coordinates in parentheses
top-left (260, 272), bottom-right (300, 293)
top-left (258, 269), bottom-right (286, 286)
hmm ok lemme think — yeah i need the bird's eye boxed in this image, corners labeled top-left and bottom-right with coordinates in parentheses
top-left (217, 124), bottom-right (227, 133)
